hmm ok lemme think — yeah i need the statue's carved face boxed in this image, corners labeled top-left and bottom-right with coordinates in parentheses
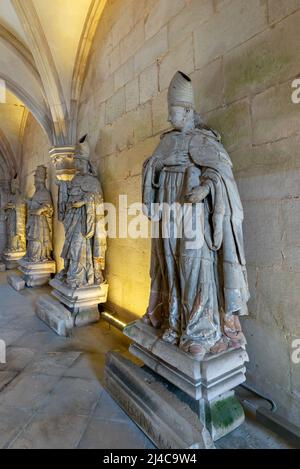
top-left (75, 158), bottom-right (88, 176)
top-left (11, 179), bottom-right (18, 194)
top-left (168, 106), bottom-right (194, 132)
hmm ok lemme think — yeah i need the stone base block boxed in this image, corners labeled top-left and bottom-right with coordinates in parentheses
top-left (0, 263), bottom-right (6, 272)
top-left (2, 251), bottom-right (26, 270)
top-left (36, 295), bottom-right (74, 337)
top-left (19, 259), bottom-right (56, 287)
top-left (123, 320), bottom-right (248, 441)
top-left (49, 278), bottom-right (108, 314)
top-left (105, 352), bottom-right (215, 449)
top-left (8, 274), bottom-right (25, 292)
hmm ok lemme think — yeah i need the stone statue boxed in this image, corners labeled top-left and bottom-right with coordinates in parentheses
top-left (55, 135), bottom-right (106, 289)
top-left (142, 71), bottom-right (250, 360)
top-left (3, 175), bottom-right (26, 266)
top-left (25, 166), bottom-right (53, 262)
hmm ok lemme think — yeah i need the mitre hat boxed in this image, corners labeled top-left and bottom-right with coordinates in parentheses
top-left (34, 165), bottom-right (47, 181)
top-left (168, 71), bottom-right (195, 110)
top-left (75, 134), bottom-right (90, 160)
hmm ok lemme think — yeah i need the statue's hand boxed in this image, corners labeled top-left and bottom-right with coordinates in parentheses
top-left (163, 151), bottom-right (189, 166)
top-left (185, 185), bottom-right (210, 203)
top-left (72, 201), bottom-right (85, 209)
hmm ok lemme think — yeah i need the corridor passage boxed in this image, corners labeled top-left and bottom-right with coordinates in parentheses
top-left (0, 271), bottom-right (293, 449)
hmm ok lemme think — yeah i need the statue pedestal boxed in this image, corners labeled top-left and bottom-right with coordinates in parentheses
top-left (105, 320), bottom-right (249, 446)
top-left (19, 259), bottom-right (56, 287)
top-left (49, 278), bottom-right (108, 327)
top-left (2, 251), bottom-right (26, 270)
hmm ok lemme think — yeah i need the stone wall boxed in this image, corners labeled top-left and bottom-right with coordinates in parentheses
top-left (76, 0), bottom-right (300, 424)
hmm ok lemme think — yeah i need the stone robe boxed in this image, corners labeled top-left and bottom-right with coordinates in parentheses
top-left (4, 193), bottom-right (26, 254)
top-left (142, 127), bottom-right (249, 351)
top-left (57, 173), bottom-right (106, 287)
top-left (26, 188), bottom-right (53, 262)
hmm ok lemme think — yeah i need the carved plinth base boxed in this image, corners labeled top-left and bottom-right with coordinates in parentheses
top-left (105, 352), bottom-right (215, 449)
top-left (2, 251), bottom-right (26, 270)
top-left (110, 320), bottom-right (249, 442)
top-left (49, 278), bottom-right (108, 327)
top-left (19, 259), bottom-right (56, 287)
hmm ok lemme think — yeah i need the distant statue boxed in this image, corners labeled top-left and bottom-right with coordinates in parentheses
top-left (142, 71), bottom-right (250, 359)
top-left (55, 135), bottom-right (106, 288)
top-left (3, 175), bottom-right (26, 255)
top-left (25, 166), bottom-right (53, 262)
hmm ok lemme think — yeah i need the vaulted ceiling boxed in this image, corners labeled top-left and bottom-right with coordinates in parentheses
top-left (0, 0), bottom-right (107, 179)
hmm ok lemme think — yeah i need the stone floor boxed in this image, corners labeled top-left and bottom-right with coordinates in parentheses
top-left (0, 270), bottom-right (294, 449)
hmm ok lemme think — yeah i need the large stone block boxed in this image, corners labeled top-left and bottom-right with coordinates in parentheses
top-left (159, 35), bottom-right (195, 91)
top-left (257, 271), bottom-right (300, 336)
top-left (111, 7), bottom-right (133, 48)
top-left (114, 58), bottom-right (134, 91)
top-left (242, 199), bottom-right (283, 268)
top-left (224, 10), bottom-right (300, 104)
top-left (144, 0), bottom-right (185, 40)
top-left (139, 63), bottom-right (158, 104)
top-left (194, 0), bottom-right (267, 69)
top-left (206, 100), bottom-right (252, 151)
top-left (105, 352), bottom-right (215, 449)
top-left (132, 102), bottom-right (153, 142)
top-left (233, 135), bottom-right (300, 178)
top-left (192, 58), bottom-right (224, 113)
top-left (109, 45), bottom-right (121, 75)
top-left (7, 275), bottom-right (25, 292)
top-left (19, 259), bottom-right (56, 287)
top-left (243, 318), bottom-right (291, 397)
top-left (107, 321), bottom-right (248, 442)
top-left (36, 295), bottom-right (74, 337)
top-left (252, 82), bottom-right (300, 145)
top-left (105, 87), bottom-right (125, 125)
top-left (152, 89), bottom-right (170, 135)
top-left (120, 19), bottom-right (144, 64)
top-left (125, 77), bottom-right (139, 112)
top-left (49, 278), bottom-right (108, 314)
top-left (134, 27), bottom-right (168, 75)
top-left (168, 0), bottom-right (214, 48)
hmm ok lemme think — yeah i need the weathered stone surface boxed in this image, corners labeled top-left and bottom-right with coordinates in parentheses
top-left (125, 77), bottom-right (139, 112)
top-left (144, 0), bottom-right (185, 40)
top-left (139, 63), bottom-right (158, 104)
top-left (252, 82), bottom-right (300, 145)
top-left (243, 200), bottom-right (282, 268)
top-left (105, 87), bottom-right (125, 124)
top-left (168, 0), bottom-right (214, 48)
top-left (224, 10), bottom-right (300, 103)
top-left (159, 35), bottom-right (194, 91)
top-left (206, 99), bottom-right (251, 150)
top-left (268, 0), bottom-right (300, 23)
top-left (134, 27), bottom-right (168, 75)
top-left (36, 295), bottom-right (74, 337)
top-left (19, 259), bottom-right (56, 287)
top-left (152, 89), bottom-right (170, 135)
top-left (123, 321), bottom-right (248, 441)
top-left (50, 278), bottom-right (108, 315)
top-left (192, 58), bottom-right (224, 113)
top-left (7, 275), bottom-right (25, 292)
top-left (194, 0), bottom-right (267, 69)
top-left (105, 351), bottom-right (215, 449)
top-left (120, 19), bottom-right (144, 63)
top-left (0, 263), bottom-right (5, 272)
top-left (114, 58), bottom-right (134, 91)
